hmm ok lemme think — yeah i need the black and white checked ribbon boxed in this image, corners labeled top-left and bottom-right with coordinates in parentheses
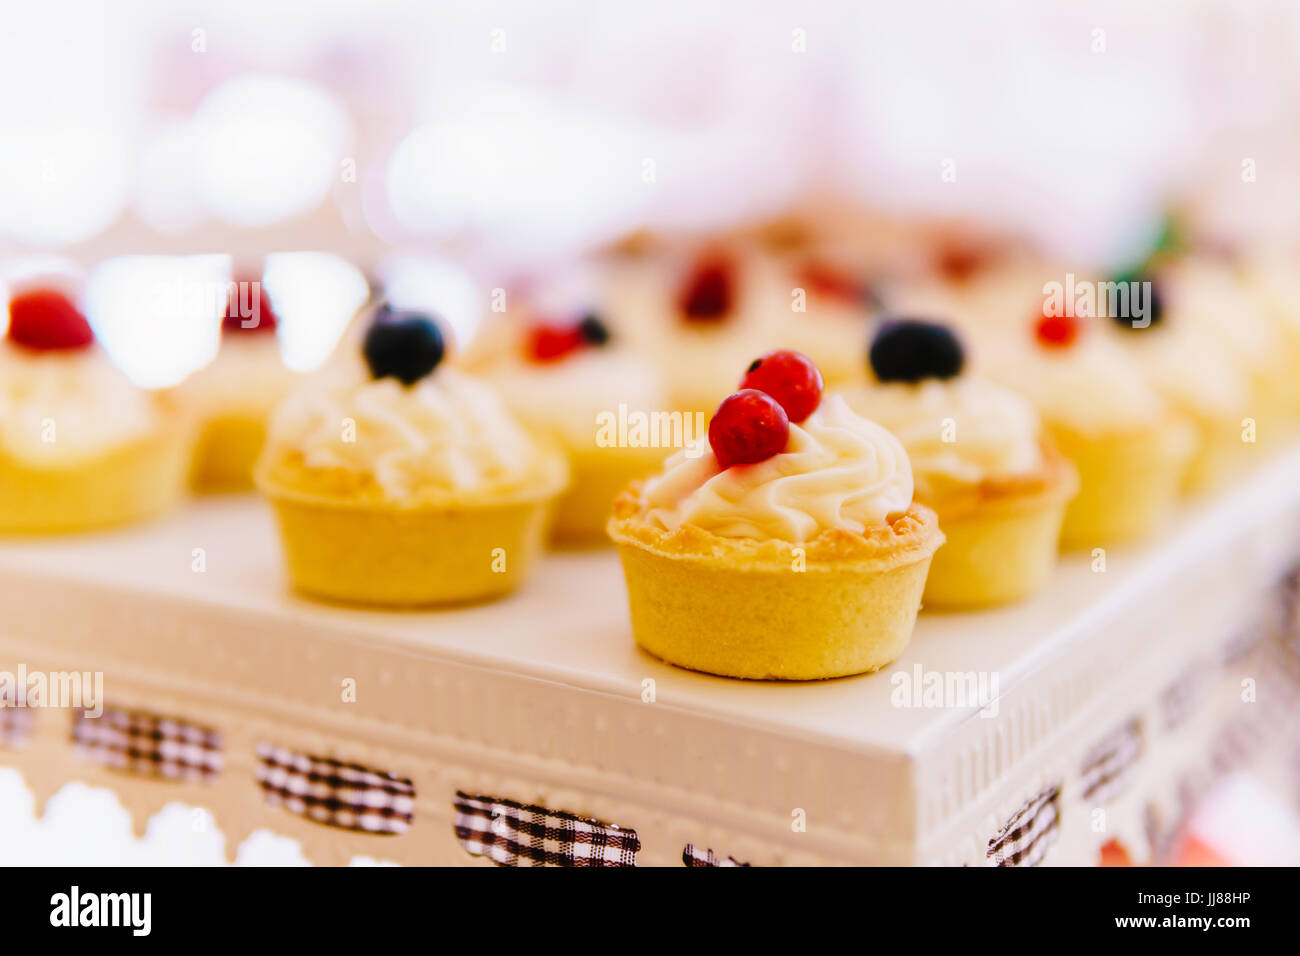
top-left (1159, 668), bottom-right (1201, 732)
top-left (255, 743), bottom-right (414, 835)
top-left (72, 706), bottom-right (221, 781)
top-left (682, 844), bottom-right (749, 867)
top-left (1080, 720), bottom-right (1142, 803)
top-left (987, 784), bottom-right (1060, 867)
top-left (453, 791), bottom-right (640, 867)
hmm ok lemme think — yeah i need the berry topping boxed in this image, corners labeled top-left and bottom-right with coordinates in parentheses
top-left (677, 255), bottom-right (735, 322)
top-left (526, 313), bottom-right (611, 362)
top-left (868, 318), bottom-right (965, 383)
top-left (935, 242), bottom-right (989, 282)
top-left (709, 389), bottom-right (790, 468)
top-left (1108, 272), bottom-right (1164, 328)
top-left (577, 313), bottom-right (611, 345)
top-left (1034, 309), bottom-right (1080, 348)
top-left (221, 277), bottom-right (278, 333)
top-left (363, 307), bottom-right (446, 385)
top-left (739, 349), bottom-right (823, 423)
top-left (799, 261), bottom-right (874, 306)
top-left (527, 323), bottom-right (584, 362)
top-left (6, 289), bottom-right (95, 352)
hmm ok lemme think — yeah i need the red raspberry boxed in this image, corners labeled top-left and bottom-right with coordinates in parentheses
top-left (739, 349), bottom-right (823, 423)
top-left (527, 323), bottom-right (585, 362)
top-left (708, 389), bottom-right (790, 468)
top-left (935, 242), bottom-right (989, 282)
top-left (221, 278), bottom-right (278, 333)
top-left (6, 289), bottom-right (94, 351)
top-left (677, 255), bottom-right (735, 322)
top-left (1034, 309), bottom-right (1080, 348)
top-left (799, 261), bottom-right (867, 304)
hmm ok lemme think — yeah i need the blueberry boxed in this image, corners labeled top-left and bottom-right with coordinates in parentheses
top-left (577, 313), bottom-right (611, 346)
top-left (868, 318), bottom-right (965, 383)
top-left (1108, 272), bottom-right (1164, 328)
top-left (363, 307), bottom-right (446, 385)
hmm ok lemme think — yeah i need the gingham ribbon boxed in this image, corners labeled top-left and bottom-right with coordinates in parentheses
top-left (255, 743), bottom-right (414, 835)
top-left (72, 706), bottom-right (221, 781)
top-left (453, 791), bottom-right (640, 867)
top-left (682, 844), bottom-right (749, 867)
top-left (1159, 668), bottom-right (1201, 732)
top-left (1080, 719), bottom-right (1142, 803)
top-left (987, 784), bottom-right (1060, 867)
top-left (1210, 715), bottom-right (1265, 776)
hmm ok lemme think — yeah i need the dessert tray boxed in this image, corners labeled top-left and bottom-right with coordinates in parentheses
top-left (2, 448), bottom-right (1300, 867)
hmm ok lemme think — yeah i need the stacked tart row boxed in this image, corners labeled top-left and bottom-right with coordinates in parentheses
top-left (1, 243), bottom-right (1294, 681)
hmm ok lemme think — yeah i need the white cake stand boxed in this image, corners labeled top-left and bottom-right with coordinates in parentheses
top-left (2, 448), bottom-right (1299, 866)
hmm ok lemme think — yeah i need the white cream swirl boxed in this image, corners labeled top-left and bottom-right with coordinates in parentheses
top-left (982, 332), bottom-right (1165, 434)
top-left (1165, 259), bottom-right (1290, 386)
top-left (263, 361), bottom-right (557, 502)
top-left (1109, 321), bottom-right (1250, 421)
top-left (837, 378), bottom-right (1043, 496)
top-left (0, 344), bottom-right (162, 465)
top-left (640, 393), bottom-right (913, 542)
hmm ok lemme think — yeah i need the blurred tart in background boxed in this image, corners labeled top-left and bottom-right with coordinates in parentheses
top-left (839, 318), bottom-right (1077, 609)
top-left (1241, 249), bottom-right (1300, 378)
top-left (608, 350), bottom-right (943, 680)
top-left (469, 305), bottom-right (673, 546)
top-left (606, 248), bottom-right (779, 416)
top-left (758, 249), bottom-right (883, 386)
top-left (983, 306), bottom-right (1195, 549)
top-left (256, 306), bottom-right (567, 607)
top-left (1159, 256), bottom-right (1300, 442)
top-left (176, 276), bottom-right (299, 492)
top-left (1098, 270), bottom-right (1254, 493)
top-left (0, 282), bottom-right (192, 532)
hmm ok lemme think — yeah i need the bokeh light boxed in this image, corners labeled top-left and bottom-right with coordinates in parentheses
top-left (84, 255), bottom-right (230, 388)
top-left (192, 75), bottom-right (351, 227)
top-left (262, 251), bottom-right (370, 370)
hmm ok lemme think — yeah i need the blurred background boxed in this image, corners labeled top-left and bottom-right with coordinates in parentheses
top-left (2, 0), bottom-right (1299, 383)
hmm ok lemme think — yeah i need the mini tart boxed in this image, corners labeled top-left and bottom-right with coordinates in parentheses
top-left (189, 412), bottom-right (273, 492)
top-left (755, 253), bottom-right (877, 386)
top-left (604, 252), bottom-right (776, 416)
top-left (0, 395), bottom-right (192, 533)
top-left (918, 442), bottom-right (1077, 608)
top-left (257, 453), bottom-right (566, 607)
top-left (550, 441), bottom-right (667, 545)
top-left (983, 332), bottom-right (1195, 550)
top-left (1100, 318), bottom-right (1254, 495)
top-left (178, 338), bottom-right (299, 493)
top-left (608, 490), bottom-right (942, 680)
top-left (1049, 418), bottom-right (1195, 549)
top-left (1244, 250), bottom-right (1300, 382)
top-left (844, 321), bottom-right (1078, 608)
top-left (475, 345), bottom-right (674, 546)
top-left (1163, 258), bottom-right (1299, 440)
top-left (256, 353), bottom-right (568, 608)
top-left (0, 340), bottom-right (193, 533)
